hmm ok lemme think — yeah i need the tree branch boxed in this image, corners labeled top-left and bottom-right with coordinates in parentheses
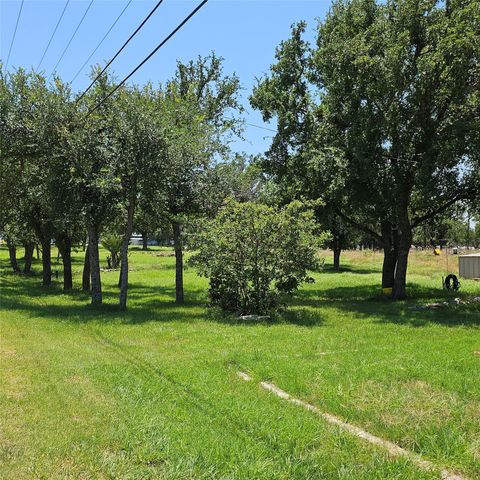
top-left (334, 208), bottom-right (382, 241)
top-left (411, 191), bottom-right (473, 227)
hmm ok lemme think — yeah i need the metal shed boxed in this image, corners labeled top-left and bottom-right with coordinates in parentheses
top-left (458, 253), bottom-right (480, 279)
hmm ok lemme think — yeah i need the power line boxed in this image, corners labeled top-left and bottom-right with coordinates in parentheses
top-left (36, 0), bottom-right (70, 71)
top-left (76, 0), bottom-right (165, 103)
top-left (244, 121), bottom-right (276, 133)
top-left (86, 0), bottom-right (209, 117)
top-left (48, 0), bottom-right (95, 81)
top-left (5, 0), bottom-right (25, 69)
top-left (70, 0), bottom-right (132, 84)
top-left (227, 117), bottom-right (276, 133)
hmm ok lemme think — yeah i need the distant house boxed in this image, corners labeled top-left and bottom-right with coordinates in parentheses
top-left (129, 233), bottom-right (159, 247)
top-left (130, 234), bottom-right (143, 246)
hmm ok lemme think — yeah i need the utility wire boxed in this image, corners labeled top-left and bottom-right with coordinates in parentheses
top-left (48, 0), bottom-right (94, 81)
top-left (5, 0), bottom-right (25, 69)
top-left (76, 0), bottom-right (165, 103)
top-left (244, 121), bottom-right (276, 132)
top-left (227, 117), bottom-right (276, 133)
top-left (37, 0), bottom-right (70, 71)
top-left (70, 0), bottom-right (132, 84)
top-left (86, 0), bottom-right (209, 117)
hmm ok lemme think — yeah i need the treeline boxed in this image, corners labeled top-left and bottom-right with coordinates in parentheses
top-left (1, 54), bottom-right (249, 310)
top-left (413, 214), bottom-right (480, 249)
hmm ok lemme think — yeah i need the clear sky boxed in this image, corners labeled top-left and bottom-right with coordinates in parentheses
top-left (1, 0), bottom-right (331, 155)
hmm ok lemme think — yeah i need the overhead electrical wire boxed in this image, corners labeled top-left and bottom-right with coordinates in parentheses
top-left (226, 117), bottom-right (276, 133)
top-left (85, 0), bottom-right (209, 117)
top-left (36, 0), bottom-right (71, 71)
top-left (5, 0), bottom-right (25, 69)
top-left (48, 0), bottom-right (95, 81)
top-left (244, 121), bottom-right (276, 132)
top-left (70, 0), bottom-right (133, 84)
top-left (76, 0), bottom-right (165, 103)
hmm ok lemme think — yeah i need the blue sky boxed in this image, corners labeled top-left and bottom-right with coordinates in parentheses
top-left (1, 0), bottom-right (331, 155)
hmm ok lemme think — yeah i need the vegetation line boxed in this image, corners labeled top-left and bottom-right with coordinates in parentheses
top-left (238, 373), bottom-right (465, 480)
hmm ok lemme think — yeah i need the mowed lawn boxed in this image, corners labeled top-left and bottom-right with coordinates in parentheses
top-left (0, 246), bottom-right (479, 480)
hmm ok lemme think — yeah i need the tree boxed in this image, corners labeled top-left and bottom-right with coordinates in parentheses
top-left (0, 68), bottom-right (22, 274)
top-left (47, 78), bottom-right (84, 291)
top-left (190, 200), bottom-right (324, 315)
top-left (112, 85), bottom-right (166, 310)
top-left (209, 153), bottom-right (268, 204)
top-left (134, 204), bottom-right (160, 251)
top-left (73, 71), bottom-right (121, 305)
top-left (251, 0), bottom-right (480, 299)
top-left (412, 205), bottom-right (478, 248)
top-left (320, 211), bottom-right (349, 270)
top-left (153, 54), bottom-right (242, 303)
top-left (0, 68), bottom-right (67, 286)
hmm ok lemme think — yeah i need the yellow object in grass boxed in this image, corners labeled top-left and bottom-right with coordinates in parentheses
top-left (382, 287), bottom-right (392, 295)
top-left (434, 248), bottom-right (441, 255)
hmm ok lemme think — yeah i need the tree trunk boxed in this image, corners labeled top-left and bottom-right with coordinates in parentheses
top-left (6, 238), bottom-right (20, 274)
top-left (333, 247), bottom-right (341, 271)
top-left (142, 231), bottom-right (148, 250)
top-left (380, 222), bottom-right (398, 290)
top-left (172, 221), bottom-right (184, 303)
top-left (382, 248), bottom-right (397, 289)
top-left (88, 224), bottom-right (102, 305)
top-left (82, 245), bottom-right (90, 291)
top-left (58, 235), bottom-right (73, 290)
top-left (41, 236), bottom-right (52, 286)
top-left (119, 201), bottom-right (135, 311)
top-left (392, 229), bottom-right (412, 300)
top-left (466, 213), bottom-right (471, 249)
top-left (332, 236), bottom-right (341, 271)
top-left (23, 241), bottom-right (35, 274)
top-left (118, 262), bottom-right (123, 288)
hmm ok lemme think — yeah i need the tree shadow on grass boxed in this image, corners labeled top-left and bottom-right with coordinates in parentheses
top-left (0, 274), bottom-right (327, 328)
top-left (204, 305), bottom-right (325, 328)
top-left (2, 268), bottom-right (477, 328)
top-left (0, 276), bottom-right (208, 325)
top-left (320, 265), bottom-right (382, 275)
top-left (276, 308), bottom-right (325, 327)
top-left (293, 282), bottom-right (480, 328)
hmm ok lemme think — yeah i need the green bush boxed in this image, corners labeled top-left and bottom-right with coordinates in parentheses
top-left (190, 200), bottom-right (325, 315)
top-left (101, 232), bottom-right (123, 269)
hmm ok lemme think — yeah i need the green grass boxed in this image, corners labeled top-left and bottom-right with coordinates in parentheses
top-left (1, 246), bottom-right (479, 479)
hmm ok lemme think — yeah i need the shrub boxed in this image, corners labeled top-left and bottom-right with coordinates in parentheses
top-left (190, 200), bottom-right (325, 314)
top-left (101, 232), bottom-right (123, 269)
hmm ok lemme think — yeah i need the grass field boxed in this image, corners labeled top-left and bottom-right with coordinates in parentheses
top-left (1, 246), bottom-right (479, 479)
